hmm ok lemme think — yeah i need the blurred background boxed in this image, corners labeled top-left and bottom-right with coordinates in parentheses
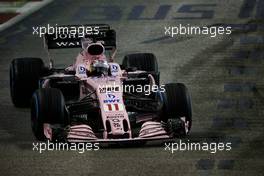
top-left (0, 0), bottom-right (263, 175)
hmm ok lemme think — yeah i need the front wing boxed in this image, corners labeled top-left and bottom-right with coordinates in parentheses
top-left (44, 121), bottom-right (173, 143)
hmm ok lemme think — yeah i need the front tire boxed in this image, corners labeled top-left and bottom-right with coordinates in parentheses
top-left (162, 83), bottom-right (192, 133)
top-left (10, 58), bottom-right (44, 107)
top-left (122, 53), bottom-right (160, 85)
top-left (31, 88), bottom-right (66, 140)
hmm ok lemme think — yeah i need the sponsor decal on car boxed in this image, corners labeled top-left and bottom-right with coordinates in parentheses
top-left (111, 118), bottom-right (122, 129)
top-left (76, 64), bottom-right (87, 78)
top-left (106, 114), bottom-right (124, 119)
top-left (103, 94), bottom-right (120, 103)
top-left (110, 64), bottom-right (120, 76)
top-left (111, 64), bottom-right (118, 72)
top-left (72, 114), bottom-right (88, 120)
top-left (78, 65), bottom-right (86, 74)
top-left (103, 103), bottom-right (124, 111)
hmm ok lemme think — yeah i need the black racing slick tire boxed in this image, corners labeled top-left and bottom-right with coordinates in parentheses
top-left (10, 58), bottom-right (44, 107)
top-left (162, 83), bottom-right (192, 132)
top-left (31, 88), bottom-right (66, 141)
top-left (122, 53), bottom-right (160, 85)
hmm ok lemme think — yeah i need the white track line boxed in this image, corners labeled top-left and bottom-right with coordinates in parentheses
top-left (0, 0), bottom-right (53, 32)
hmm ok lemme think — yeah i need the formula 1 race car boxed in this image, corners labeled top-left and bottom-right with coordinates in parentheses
top-left (9, 24), bottom-right (192, 143)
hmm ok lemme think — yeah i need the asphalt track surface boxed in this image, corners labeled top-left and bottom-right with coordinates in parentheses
top-left (0, 0), bottom-right (264, 175)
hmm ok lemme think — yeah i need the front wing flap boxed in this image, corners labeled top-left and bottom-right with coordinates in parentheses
top-left (44, 121), bottom-right (173, 143)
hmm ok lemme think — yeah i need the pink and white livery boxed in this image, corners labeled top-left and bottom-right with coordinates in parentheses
top-left (9, 24), bottom-right (192, 144)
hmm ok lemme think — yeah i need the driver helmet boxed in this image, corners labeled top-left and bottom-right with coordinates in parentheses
top-left (91, 59), bottom-right (109, 76)
top-left (81, 38), bottom-right (107, 73)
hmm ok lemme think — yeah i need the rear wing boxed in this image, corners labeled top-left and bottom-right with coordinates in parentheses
top-left (44, 24), bottom-right (116, 50)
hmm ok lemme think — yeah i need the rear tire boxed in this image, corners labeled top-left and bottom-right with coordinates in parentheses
top-left (162, 83), bottom-right (192, 132)
top-left (31, 88), bottom-right (66, 141)
top-left (10, 58), bottom-right (44, 107)
top-left (122, 53), bottom-right (160, 84)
